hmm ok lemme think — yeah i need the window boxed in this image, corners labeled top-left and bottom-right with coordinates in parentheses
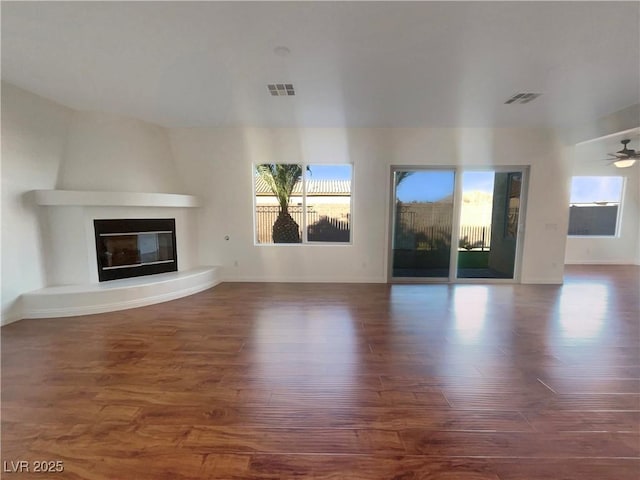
top-left (254, 164), bottom-right (352, 244)
top-left (568, 176), bottom-right (624, 236)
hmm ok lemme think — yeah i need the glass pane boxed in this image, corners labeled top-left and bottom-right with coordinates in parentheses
top-left (568, 176), bottom-right (623, 236)
top-left (139, 232), bottom-right (174, 262)
top-left (306, 165), bottom-right (352, 243)
top-left (570, 176), bottom-right (623, 203)
top-left (255, 164), bottom-right (304, 244)
top-left (100, 232), bottom-right (174, 268)
top-left (102, 235), bottom-right (140, 267)
top-left (457, 171), bottom-right (521, 279)
top-left (392, 170), bottom-right (454, 278)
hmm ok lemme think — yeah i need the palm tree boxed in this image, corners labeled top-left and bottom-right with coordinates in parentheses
top-left (256, 164), bottom-right (308, 243)
top-left (395, 171), bottom-right (414, 187)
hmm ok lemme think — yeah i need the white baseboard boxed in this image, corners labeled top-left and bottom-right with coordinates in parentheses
top-left (565, 261), bottom-right (637, 265)
top-left (226, 275), bottom-right (387, 284)
top-left (521, 277), bottom-right (564, 285)
top-left (1, 312), bottom-right (23, 326)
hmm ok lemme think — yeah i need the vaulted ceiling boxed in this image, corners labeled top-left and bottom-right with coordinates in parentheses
top-left (2, 1), bottom-right (639, 128)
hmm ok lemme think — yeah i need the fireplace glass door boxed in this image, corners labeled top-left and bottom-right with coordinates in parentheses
top-left (101, 232), bottom-right (174, 269)
top-left (94, 219), bottom-right (178, 281)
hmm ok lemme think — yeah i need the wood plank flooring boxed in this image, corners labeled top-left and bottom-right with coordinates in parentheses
top-left (2, 265), bottom-right (639, 479)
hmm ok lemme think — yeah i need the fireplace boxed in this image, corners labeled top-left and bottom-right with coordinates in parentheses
top-left (94, 218), bottom-right (178, 282)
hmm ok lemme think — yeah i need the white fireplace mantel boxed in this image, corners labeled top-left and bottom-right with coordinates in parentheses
top-left (32, 189), bottom-right (201, 208)
top-left (25, 189), bottom-right (219, 319)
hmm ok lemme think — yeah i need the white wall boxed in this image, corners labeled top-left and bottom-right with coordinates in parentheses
top-left (168, 128), bottom-right (389, 282)
top-left (169, 127), bottom-right (570, 284)
top-left (57, 111), bottom-right (183, 193)
top-left (41, 206), bottom-right (198, 286)
top-left (637, 166), bottom-right (640, 265)
top-left (1, 83), bottom-right (73, 324)
top-left (1, 83), bottom-right (583, 326)
top-left (564, 104), bottom-right (640, 145)
top-left (45, 110), bottom-right (195, 287)
top-left (564, 141), bottom-right (640, 265)
top-left (1, 84), bottom-right (194, 324)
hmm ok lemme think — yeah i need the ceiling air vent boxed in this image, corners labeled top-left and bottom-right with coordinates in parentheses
top-left (504, 93), bottom-right (541, 104)
top-left (268, 83), bottom-right (295, 96)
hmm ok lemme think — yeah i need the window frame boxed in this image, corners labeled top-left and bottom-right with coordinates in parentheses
top-left (567, 175), bottom-right (625, 238)
top-left (253, 163), bottom-right (354, 246)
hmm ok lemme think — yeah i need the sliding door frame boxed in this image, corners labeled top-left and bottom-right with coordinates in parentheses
top-left (387, 166), bottom-right (457, 283)
top-left (387, 165), bottom-right (529, 284)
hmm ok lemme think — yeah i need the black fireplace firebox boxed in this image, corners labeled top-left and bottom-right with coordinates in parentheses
top-left (94, 218), bottom-right (178, 282)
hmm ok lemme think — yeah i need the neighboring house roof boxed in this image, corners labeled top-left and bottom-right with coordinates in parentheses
top-left (255, 178), bottom-right (351, 196)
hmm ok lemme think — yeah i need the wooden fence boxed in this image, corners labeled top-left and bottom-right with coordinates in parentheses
top-left (396, 208), bottom-right (491, 251)
top-left (256, 205), bottom-right (490, 247)
top-left (255, 206), bottom-right (350, 243)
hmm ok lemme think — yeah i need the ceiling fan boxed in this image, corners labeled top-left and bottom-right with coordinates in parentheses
top-left (605, 139), bottom-right (639, 168)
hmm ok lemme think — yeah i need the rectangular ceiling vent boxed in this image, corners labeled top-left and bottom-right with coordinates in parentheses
top-left (504, 92), bottom-right (541, 104)
top-left (268, 83), bottom-right (295, 96)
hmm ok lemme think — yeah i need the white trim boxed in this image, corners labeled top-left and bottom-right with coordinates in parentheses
top-left (32, 190), bottom-right (201, 208)
top-left (565, 260), bottom-right (636, 265)
top-left (226, 275), bottom-right (386, 284)
top-left (521, 277), bottom-right (564, 284)
top-left (511, 167), bottom-right (529, 284)
top-left (387, 166), bottom-right (528, 284)
top-left (450, 168), bottom-right (463, 282)
top-left (567, 235), bottom-right (619, 239)
top-left (21, 266), bottom-right (219, 319)
top-left (574, 127), bottom-right (640, 146)
top-left (388, 166), bottom-right (457, 283)
top-left (253, 163), bottom-right (354, 246)
top-left (568, 176), bottom-right (625, 237)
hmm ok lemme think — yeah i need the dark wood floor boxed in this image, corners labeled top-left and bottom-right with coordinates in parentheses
top-left (2, 265), bottom-right (639, 479)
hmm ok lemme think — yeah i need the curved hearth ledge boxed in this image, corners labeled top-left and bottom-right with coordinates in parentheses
top-left (22, 266), bottom-right (220, 318)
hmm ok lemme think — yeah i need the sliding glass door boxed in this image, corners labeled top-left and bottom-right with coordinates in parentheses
top-left (391, 170), bottom-right (455, 279)
top-left (457, 171), bottom-right (523, 279)
top-left (390, 167), bottom-right (526, 282)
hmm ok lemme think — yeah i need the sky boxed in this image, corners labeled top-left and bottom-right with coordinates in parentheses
top-left (297, 166), bottom-right (494, 200)
top-left (305, 165), bottom-right (352, 180)
top-left (254, 164), bottom-right (353, 181)
top-left (266, 166), bottom-right (623, 205)
top-left (396, 171), bottom-right (496, 202)
top-left (570, 176), bottom-right (623, 204)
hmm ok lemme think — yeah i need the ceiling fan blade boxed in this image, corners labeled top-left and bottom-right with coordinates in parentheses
top-left (617, 148), bottom-right (636, 155)
top-left (599, 157), bottom-right (638, 167)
